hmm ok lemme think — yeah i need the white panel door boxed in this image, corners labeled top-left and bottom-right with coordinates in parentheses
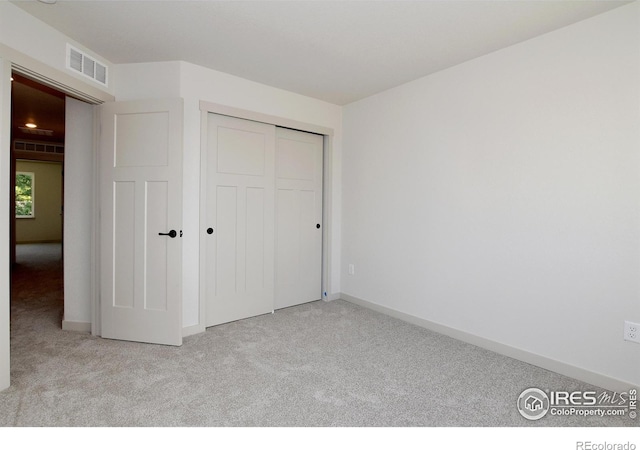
top-left (275, 128), bottom-right (323, 309)
top-left (99, 98), bottom-right (183, 346)
top-left (204, 114), bottom-right (275, 327)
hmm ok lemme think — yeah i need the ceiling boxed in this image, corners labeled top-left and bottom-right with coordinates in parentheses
top-left (12, 0), bottom-right (631, 105)
top-left (11, 74), bottom-right (66, 145)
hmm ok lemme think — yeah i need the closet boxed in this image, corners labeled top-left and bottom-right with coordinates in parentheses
top-left (202, 113), bottom-right (323, 327)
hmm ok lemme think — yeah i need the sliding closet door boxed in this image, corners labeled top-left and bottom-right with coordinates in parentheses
top-left (275, 128), bottom-right (323, 309)
top-left (203, 114), bottom-right (275, 327)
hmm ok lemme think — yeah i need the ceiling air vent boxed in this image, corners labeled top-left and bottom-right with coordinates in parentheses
top-left (66, 44), bottom-right (108, 87)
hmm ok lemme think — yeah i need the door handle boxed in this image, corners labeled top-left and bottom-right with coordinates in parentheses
top-left (159, 230), bottom-right (177, 238)
top-left (207, 227), bottom-right (214, 235)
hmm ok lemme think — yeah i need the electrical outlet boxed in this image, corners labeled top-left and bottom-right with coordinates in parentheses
top-left (624, 321), bottom-right (640, 343)
top-left (348, 264), bottom-right (355, 275)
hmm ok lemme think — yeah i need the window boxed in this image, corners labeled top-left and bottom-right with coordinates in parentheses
top-left (15, 172), bottom-right (35, 218)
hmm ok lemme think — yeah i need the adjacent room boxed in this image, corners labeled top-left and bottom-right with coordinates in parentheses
top-left (10, 74), bottom-right (66, 331)
top-left (0, 0), bottom-right (638, 432)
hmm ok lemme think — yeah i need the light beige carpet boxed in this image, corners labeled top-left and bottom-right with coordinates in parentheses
top-left (1, 243), bottom-right (635, 427)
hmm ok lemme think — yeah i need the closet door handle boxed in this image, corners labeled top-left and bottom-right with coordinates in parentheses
top-left (207, 227), bottom-right (214, 235)
top-left (159, 230), bottom-right (177, 238)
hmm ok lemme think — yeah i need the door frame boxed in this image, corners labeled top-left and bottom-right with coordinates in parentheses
top-left (0, 46), bottom-right (114, 390)
top-left (198, 100), bottom-right (336, 332)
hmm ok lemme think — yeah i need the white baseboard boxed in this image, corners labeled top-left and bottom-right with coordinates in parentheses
top-left (340, 293), bottom-right (637, 393)
top-left (323, 292), bottom-right (341, 302)
top-left (62, 320), bottom-right (91, 333)
top-left (182, 323), bottom-right (205, 338)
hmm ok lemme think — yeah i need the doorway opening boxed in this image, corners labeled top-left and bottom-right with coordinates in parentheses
top-left (10, 73), bottom-right (66, 330)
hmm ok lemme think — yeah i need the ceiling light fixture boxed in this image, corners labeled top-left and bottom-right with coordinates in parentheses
top-left (25, 123), bottom-right (37, 129)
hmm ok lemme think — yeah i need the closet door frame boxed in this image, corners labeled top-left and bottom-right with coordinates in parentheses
top-left (198, 101), bottom-right (335, 330)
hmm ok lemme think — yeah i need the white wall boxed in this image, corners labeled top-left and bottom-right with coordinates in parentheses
top-left (114, 61), bottom-right (343, 331)
top-left (112, 61), bottom-right (181, 100)
top-left (342, 2), bottom-right (640, 388)
top-left (63, 97), bottom-right (95, 331)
